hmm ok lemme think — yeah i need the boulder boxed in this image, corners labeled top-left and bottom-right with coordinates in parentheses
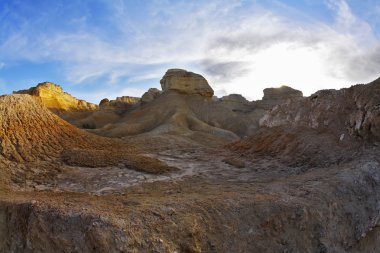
top-left (160, 69), bottom-right (214, 97)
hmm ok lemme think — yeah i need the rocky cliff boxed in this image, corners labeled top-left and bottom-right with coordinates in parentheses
top-left (14, 82), bottom-right (98, 112)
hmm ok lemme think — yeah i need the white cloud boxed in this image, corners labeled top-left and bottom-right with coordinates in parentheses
top-left (1, 0), bottom-right (380, 100)
top-left (0, 62), bottom-right (4, 69)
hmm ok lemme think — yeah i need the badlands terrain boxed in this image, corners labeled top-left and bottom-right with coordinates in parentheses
top-left (1, 68), bottom-right (380, 252)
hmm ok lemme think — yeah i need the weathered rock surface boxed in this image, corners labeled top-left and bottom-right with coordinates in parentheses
top-left (14, 82), bottom-right (98, 112)
top-left (230, 77), bottom-right (380, 168)
top-left (260, 78), bottom-right (380, 141)
top-left (99, 96), bottom-right (140, 111)
top-left (160, 69), bottom-right (214, 97)
top-left (141, 88), bottom-right (162, 103)
top-left (0, 94), bottom-right (175, 190)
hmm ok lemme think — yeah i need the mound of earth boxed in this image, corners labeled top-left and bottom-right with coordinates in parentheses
top-left (0, 94), bottom-right (175, 189)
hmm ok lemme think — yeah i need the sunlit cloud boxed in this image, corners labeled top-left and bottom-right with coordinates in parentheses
top-left (0, 0), bottom-right (379, 102)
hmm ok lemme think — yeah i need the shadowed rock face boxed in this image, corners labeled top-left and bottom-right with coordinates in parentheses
top-left (160, 69), bottom-right (214, 97)
top-left (263, 85), bottom-right (303, 101)
top-left (261, 85), bottom-right (303, 108)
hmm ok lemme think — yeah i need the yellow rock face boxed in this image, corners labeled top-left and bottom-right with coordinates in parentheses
top-left (14, 82), bottom-right (98, 111)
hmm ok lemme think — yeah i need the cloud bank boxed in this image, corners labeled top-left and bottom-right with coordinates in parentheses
top-left (0, 0), bottom-right (379, 101)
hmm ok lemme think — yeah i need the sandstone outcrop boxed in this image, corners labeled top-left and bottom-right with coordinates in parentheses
top-left (14, 82), bottom-right (98, 112)
top-left (160, 69), bottom-right (214, 97)
top-left (263, 85), bottom-right (303, 101)
top-left (141, 88), bottom-right (162, 103)
top-left (258, 85), bottom-right (303, 109)
top-left (99, 96), bottom-right (140, 110)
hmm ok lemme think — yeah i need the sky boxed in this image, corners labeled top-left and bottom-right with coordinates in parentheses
top-left (0, 0), bottom-right (380, 103)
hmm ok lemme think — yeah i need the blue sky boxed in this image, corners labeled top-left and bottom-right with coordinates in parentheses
top-left (1, 0), bottom-right (380, 102)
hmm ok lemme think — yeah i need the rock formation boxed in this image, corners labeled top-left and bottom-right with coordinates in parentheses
top-left (257, 85), bottom-right (303, 109)
top-left (1, 69), bottom-right (380, 252)
top-left (141, 88), bottom-right (162, 103)
top-left (263, 85), bottom-right (303, 101)
top-left (61, 69), bottom-right (304, 141)
top-left (160, 69), bottom-right (214, 97)
top-left (14, 82), bottom-right (98, 112)
top-left (0, 94), bottom-right (175, 190)
top-left (99, 96), bottom-right (140, 110)
top-left (229, 77), bottom-right (380, 167)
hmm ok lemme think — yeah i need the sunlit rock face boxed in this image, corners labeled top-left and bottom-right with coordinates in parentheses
top-left (14, 82), bottom-right (98, 112)
top-left (160, 69), bottom-right (214, 97)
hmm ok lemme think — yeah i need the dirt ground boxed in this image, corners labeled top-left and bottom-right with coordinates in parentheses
top-left (1, 133), bottom-right (380, 253)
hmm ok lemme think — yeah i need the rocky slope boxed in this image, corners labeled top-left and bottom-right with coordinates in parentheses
top-left (0, 94), bottom-right (175, 190)
top-left (229, 77), bottom-right (380, 167)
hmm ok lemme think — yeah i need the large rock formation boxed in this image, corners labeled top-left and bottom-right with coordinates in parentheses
top-left (78, 69), bottom-right (306, 141)
top-left (260, 85), bottom-right (303, 108)
top-left (14, 82), bottom-right (98, 112)
top-left (160, 69), bottom-right (214, 97)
